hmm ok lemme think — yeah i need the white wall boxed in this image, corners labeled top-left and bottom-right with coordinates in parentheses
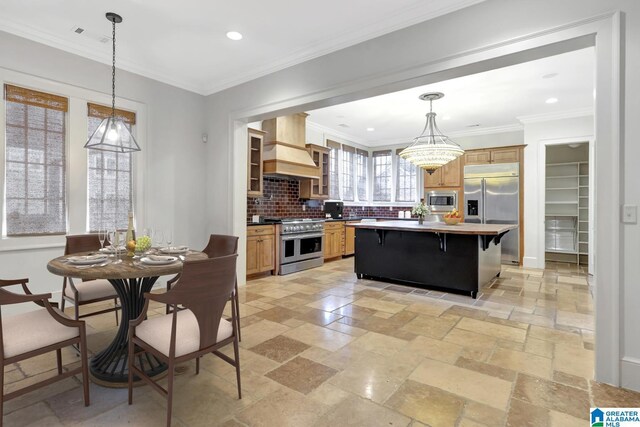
top-left (203, 0), bottom-right (640, 390)
top-left (0, 31), bottom-right (208, 301)
top-left (521, 116), bottom-right (594, 269)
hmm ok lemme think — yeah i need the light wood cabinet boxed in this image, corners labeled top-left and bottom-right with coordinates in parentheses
top-left (299, 144), bottom-right (330, 199)
top-left (247, 128), bottom-right (266, 197)
top-left (423, 156), bottom-right (462, 188)
top-left (464, 146), bottom-right (522, 165)
top-left (343, 222), bottom-right (356, 256)
top-left (324, 222), bottom-right (344, 260)
top-left (246, 225), bottom-right (275, 275)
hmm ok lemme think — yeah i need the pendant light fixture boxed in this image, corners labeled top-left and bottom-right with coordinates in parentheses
top-left (399, 92), bottom-right (463, 174)
top-left (85, 12), bottom-right (140, 153)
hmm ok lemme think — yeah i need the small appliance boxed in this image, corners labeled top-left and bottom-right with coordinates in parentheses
top-left (324, 201), bottom-right (344, 219)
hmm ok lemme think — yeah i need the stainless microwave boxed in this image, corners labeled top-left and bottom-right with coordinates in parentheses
top-left (426, 190), bottom-right (458, 212)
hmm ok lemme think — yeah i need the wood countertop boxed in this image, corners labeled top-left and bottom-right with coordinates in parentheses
top-left (348, 220), bottom-right (517, 236)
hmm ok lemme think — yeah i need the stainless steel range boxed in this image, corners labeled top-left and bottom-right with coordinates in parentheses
top-left (279, 218), bottom-right (325, 275)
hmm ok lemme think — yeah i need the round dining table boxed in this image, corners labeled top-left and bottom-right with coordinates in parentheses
top-left (47, 250), bottom-right (207, 387)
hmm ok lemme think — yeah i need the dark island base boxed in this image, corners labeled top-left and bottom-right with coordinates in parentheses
top-left (354, 228), bottom-right (503, 299)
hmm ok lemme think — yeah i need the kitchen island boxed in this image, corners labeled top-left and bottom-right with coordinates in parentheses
top-left (348, 220), bottom-right (517, 298)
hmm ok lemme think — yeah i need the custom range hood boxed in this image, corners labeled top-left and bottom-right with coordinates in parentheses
top-left (262, 113), bottom-right (319, 179)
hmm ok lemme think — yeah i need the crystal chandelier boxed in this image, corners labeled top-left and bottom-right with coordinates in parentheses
top-left (399, 92), bottom-right (463, 174)
top-left (85, 12), bottom-right (140, 153)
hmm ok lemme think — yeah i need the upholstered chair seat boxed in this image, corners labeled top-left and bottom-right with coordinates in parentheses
top-left (136, 310), bottom-right (233, 357)
top-left (64, 279), bottom-right (116, 302)
top-left (2, 309), bottom-right (80, 358)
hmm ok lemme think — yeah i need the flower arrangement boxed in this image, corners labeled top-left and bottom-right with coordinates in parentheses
top-left (412, 199), bottom-right (431, 224)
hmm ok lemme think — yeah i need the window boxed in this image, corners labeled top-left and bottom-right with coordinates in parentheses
top-left (356, 149), bottom-right (368, 201)
top-left (87, 103), bottom-right (136, 231)
top-left (327, 140), bottom-right (340, 199)
top-left (372, 150), bottom-right (392, 201)
top-left (396, 148), bottom-right (418, 202)
top-left (341, 145), bottom-right (355, 201)
top-left (4, 85), bottom-right (67, 236)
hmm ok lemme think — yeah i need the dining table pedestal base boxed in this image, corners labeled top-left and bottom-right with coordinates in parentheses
top-left (89, 276), bottom-right (168, 387)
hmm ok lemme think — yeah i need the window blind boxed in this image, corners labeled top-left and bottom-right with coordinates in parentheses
top-left (341, 145), bottom-right (355, 201)
top-left (356, 149), bottom-right (368, 201)
top-left (396, 148), bottom-right (417, 202)
top-left (327, 140), bottom-right (340, 199)
top-left (372, 150), bottom-right (392, 201)
top-left (87, 105), bottom-right (135, 232)
top-left (4, 84), bottom-right (67, 236)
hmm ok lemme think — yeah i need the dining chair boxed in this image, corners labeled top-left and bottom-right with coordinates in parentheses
top-left (165, 234), bottom-right (241, 341)
top-left (61, 234), bottom-right (120, 324)
top-left (128, 255), bottom-right (241, 427)
top-left (0, 278), bottom-right (90, 424)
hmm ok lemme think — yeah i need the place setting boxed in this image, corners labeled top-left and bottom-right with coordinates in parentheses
top-left (65, 253), bottom-right (112, 269)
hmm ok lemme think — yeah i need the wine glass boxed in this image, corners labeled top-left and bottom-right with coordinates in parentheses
top-left (98, 227), bottom-right (107, 251)
top-left (107, 230), bottom-right (116, 259)
top-left (114, 230), bottom-right (126, 264)
top-left (166, 230), bottom-right (174, 251)
top-left (153, 229), bottom-right (164, 251)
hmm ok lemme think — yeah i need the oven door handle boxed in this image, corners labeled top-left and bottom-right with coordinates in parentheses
top-left (281, 233), bottom-right (324, 241)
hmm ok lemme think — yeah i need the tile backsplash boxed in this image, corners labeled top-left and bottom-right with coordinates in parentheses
top-left (246, 176), bottom-right (417, 221)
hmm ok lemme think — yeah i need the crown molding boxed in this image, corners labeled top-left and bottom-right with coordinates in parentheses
top-left (516, 107), bottom-right (594, 124)
top-left (0, 0), bottom-right (484, 96)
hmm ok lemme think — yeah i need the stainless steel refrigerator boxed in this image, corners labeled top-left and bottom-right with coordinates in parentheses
top-left (464, 163), bottom-right (520, 265)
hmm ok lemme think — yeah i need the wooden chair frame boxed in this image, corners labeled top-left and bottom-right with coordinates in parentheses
top-left (0, 279), bottom-right (90, 424)
top-left (166, 235), bottom-right (241, 341)
top-left (128, 255), bottom-right (241, 427)
top-left (60, 234), bottom-right (119, 324)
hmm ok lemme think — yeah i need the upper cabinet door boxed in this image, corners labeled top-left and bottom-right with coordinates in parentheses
top-left (491, 147), bottom-right (520, 163)
top-left (424, 168), bottom-right (443, 187)
top-left (441, 157), bottom-right (461, 187)
top-left (465, 150), bottom-right (491, 165)
top-left (247, 128), bottom-right (266, 197)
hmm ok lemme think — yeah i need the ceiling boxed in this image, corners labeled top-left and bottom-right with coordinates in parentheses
top-left (0, 0), bottom-right (484, 95)
top-left (306, 48), bottom-right (595, 147)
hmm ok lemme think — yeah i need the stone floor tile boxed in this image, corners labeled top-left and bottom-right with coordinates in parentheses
top-left (305, 295), bottom-right (354, 312)
top-left (513, 374), bottom-right (589, 419)
top-left (349, 331), bottom-right (408, 358)
top-left (331, 303), bottom-right (376, 320)
top-left (506, 398), bottom-right (549, 427)
top-left (351, 296), bottom-right (407, 314)
top-left (549, 410), bottom-right (586, 427)
top-left (235, 388), bottom-right (329, 427)
top-left (401, 314), bottom-right (457, 339)
top-left (385, 379), bottom-right (464, 426)
top-left (455, 317), bottom-right (527, 343)
top-left (463, 401), bottom-right (506, 426)
top-left (553, 342), bottom-right (594, 379)
top-left (316, 394), bottom-right (411, 426)
top-left (409, 358), bottom-right (512, 410)
top-left (283, 323), bottom-right (354, 352)
top-left (455, 357), bottom-right (517, 382)
top-left (265, 357), bottom-right (337, 394)
top-left (249, 335), bottom-right (310, 363)
top-left (590, 381), bottom-right (640, 407)
top-left (1, 401), bottom-right (60, 427)
top-left (556, 310), bottom-right (594, 330)
top-left (488, 348), bottom-right (552, 379)
top-left (407, 335), bottom-right (462, 364)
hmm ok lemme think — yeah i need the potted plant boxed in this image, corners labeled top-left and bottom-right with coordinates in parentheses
top-left (412, 199), bottom-right (431, 225)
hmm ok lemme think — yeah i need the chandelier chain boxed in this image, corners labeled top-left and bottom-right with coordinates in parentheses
top-left (111, 18), bottom-right (116, 118)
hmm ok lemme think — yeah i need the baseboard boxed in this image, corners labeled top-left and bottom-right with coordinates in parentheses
top-left (621, 357), bottom-right (640, 392)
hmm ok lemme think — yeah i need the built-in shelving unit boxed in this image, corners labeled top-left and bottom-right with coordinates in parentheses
top-left (545, 162), bottom-right (589, 264)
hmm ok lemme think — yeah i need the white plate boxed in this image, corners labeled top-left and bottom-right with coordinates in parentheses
top-left (99, 246), bottom-right (125, 254)
top-left (66, 254), bottom-right (109, 265)
top-left (159, 246), bottom-right (189, 254)
top-left (140, 255), bottom-right (178, 265)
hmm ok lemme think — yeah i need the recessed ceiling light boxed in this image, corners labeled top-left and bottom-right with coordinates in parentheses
top-left (467, 124), bottom-right (481, 128)
top-left (338, 123), bottom-right (349, 128)
top-left (442, 116), bottom-right (451, 120)
top-left (366, 127), bottom-right (375, 132)
top-left (542, 73), bottom-right (558, 79)
top-left (226, 31), bottom-right (243, 41)
top-left (545, 97), bottom-right (558, 104)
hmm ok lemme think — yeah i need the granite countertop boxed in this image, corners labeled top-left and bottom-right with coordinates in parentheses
top-left (348, 220), bottom-right (517, 236)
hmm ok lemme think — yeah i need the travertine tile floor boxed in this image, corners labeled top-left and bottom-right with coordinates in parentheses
top-left (4, 259), bottom-right (640, 426)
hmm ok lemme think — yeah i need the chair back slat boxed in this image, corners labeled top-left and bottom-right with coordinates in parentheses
top-left (65, 234), bottom-right (101, 255)
top-left (202, 235), bottom-right (238, 259)
top-left (167, 255), bottom-right (238, 350)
